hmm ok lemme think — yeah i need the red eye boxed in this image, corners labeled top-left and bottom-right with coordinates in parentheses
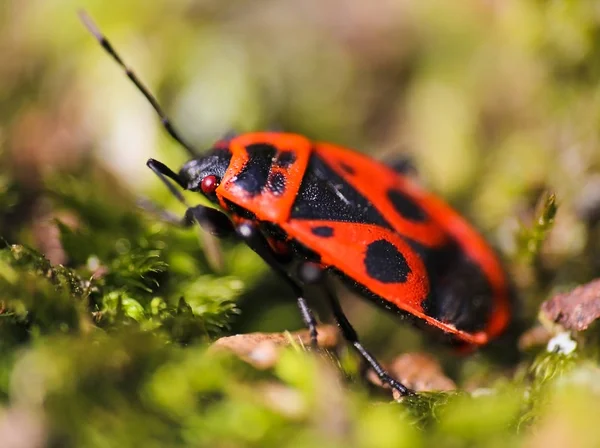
top-left (200, 175), bottom-right (219, 195)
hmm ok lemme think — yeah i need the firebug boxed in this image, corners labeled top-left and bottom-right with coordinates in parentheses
top-left (81, 12), bottom-right (511, 396)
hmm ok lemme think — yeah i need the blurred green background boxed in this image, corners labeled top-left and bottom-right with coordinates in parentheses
top-left (1, 0), bottom-right (600, 447)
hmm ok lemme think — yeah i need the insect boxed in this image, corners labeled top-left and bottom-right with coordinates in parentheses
top-left (80, 12), bottom-right (512, 396)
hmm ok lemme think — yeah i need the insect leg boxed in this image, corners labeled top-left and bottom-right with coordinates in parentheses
top-left (325, 284), bottom-right (414, 396)
top-left (185, 205), bottom-right (236, 238)
top-left (236, 222), bottom-right (319, 348)
top-left (297, 262), bottom-right (414, 397)
top-left (328, 288), bottom-right (413, 395)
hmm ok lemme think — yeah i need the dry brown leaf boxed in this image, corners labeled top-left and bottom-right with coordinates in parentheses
top-left (210, 325), bottom-right (339, 369)
top-left (540, 279), bottom-right (600, 332)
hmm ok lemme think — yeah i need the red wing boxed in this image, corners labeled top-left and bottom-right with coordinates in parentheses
top-left (312, 143), bottom-right (510, 343)
top-left (282, 219), bottom-right (489, 345)
top-left (282, 220), bottom-right (429, 310)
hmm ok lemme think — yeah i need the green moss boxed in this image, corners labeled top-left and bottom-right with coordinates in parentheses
top-left (437, 390), bottom-right (523, 441)
top-left (516, 192), bottom-right (558, 263)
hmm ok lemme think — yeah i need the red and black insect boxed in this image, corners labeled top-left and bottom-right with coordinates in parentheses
top-left (81, 12), bottom-right (511, 396)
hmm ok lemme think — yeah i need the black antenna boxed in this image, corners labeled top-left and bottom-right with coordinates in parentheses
top-left (79, 10), bottom-right (198, 158)
top-left (146, 159), bottom-right (188, 205)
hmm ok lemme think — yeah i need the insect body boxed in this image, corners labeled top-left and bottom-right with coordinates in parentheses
top-left (171, 133), bottom-right (511, 345)
top-left (81, 12), bottom-right (511, 396)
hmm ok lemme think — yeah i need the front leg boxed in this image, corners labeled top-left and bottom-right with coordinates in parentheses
top-left (184, 205), bottom-right (235, 238)
top-left (236, 222), bottom-right (319, 348)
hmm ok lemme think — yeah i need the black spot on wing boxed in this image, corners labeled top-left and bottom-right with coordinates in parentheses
top-left (291, 153), bottom-right (391, 228)
top-left (268, 172), bottom-right (286, 196)
top-left (364, 239), bottom-right (410, 283)
top-left (234, 143), bottom-right (277, 196)
top-left (331, 237), bottom-right (500, 339)
top-left (311, 226), bottom-right (334, 237)
top-left (387, 189), bottom-right (428, 222)
top-left (274, 150), bottom-right (296, 168)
